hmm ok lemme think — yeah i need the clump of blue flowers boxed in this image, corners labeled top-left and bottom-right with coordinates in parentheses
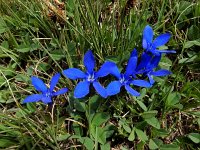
top-left (63, 50), bottom-right (113, 98)
top-left (106, 49), bottom-right (151, 96)
top-left (142, 25), bottom-right (176, 56)
top-left (23, 25), bottom-right (176, 104)
top-left (23, 73), bottom-right (68, 104)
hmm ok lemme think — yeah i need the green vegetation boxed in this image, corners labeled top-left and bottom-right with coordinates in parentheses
top-left (0, 0), bottom-right (199, 149)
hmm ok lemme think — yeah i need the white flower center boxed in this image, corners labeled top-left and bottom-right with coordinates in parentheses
top-left (45, 92), bottom-right (51, 97)
top-left (87, 73), bottom-right (95, 82)
top-left (120, 76), bottom-right (125, 83)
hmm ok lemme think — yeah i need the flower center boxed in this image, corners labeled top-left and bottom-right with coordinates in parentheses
top-left (147, 43), bottom-right (153, 51)
top-left (87, 73), bottom-right (95, 82)
top-left (120, 76), bottom-right (125, 83)
top-left (45, 92), bottom-right (52, 97)
top-left (147, 42), bottom-right (157, 51)
top-left (119, 74), bottom-right (128, 85)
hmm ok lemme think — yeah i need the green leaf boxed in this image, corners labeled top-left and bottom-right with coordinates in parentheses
top-left (158, 45), bottom-right (168, 50)
top-left (16, 46), bottom-right (30, 53)
top-left (90, 124), bottom-right (113, 145)
top-left (0, 66), bottom-right (15, 77)
top-left (91, 112), bottom-right (110, 126)
top-left (0, 125), bottom-right (21, 136)
top-left (105, 55), bottom-right (120, 64)
top-left (121, 146), bottom-right (129, 150)
top-left (15, 74), bottom-right (29, 82)
top-left (79, 137), bottom-right (94, 150)
top-left (26, 103), bottom-right (36, 113)
top-left (67, 41), bottom-right (76, 52)
top-left (0, 18), bottom-right (8, 34)
top-left (184, 40), bottom-right (200, 49)
top-left (38, 62), bottom-right (50, 72)
top-left (74, 98), bottom-right (86, 112)
top-left (137, 88), bottom-right (147, 100)
top-left (137, 141), bottom-right (145, 150)
top-left (89, 95), bottom-right (101, 113)
top-left (136, 100), bottom-right (147, 111)
top-left (178, 55), bottom-right (198, 64)
top-left (188, 25), bottom-right (200, 40)
top-left (153, 138), bottom-right (163, 147)
top-left (0, 76), bottom-right (5, 86)
top-left (1, 41), bottom-right (9, 49)
top-left (149, 139), bottom-right (159, 150)
top-left (128, 128), bottom-right (135, 141)
top-left (103, 124), bottom-right (115, 138)
top-left (141, 110), bottom-right (158, 119)
top-left (50, 38), bottom-right (59, 47)
top-left (145, 117), bottom-right (160, 129)
top-left (197, 118), bottom-right (200, 126)
top-left (160, 56), bottom-right (172, 69)
top-left (178, 1), bottom-right (192, 15)
top-left (15, 108), bottom-right (29, 117)
top-left (0, 90), bottom-right (14, 104)
top-left (57, 134), bottom-right (71, 141)
top-left (166, 92), bottom-right (181, 107)
top-left (0, 138), bottom-right (16, 148)
top-left (160, 144), bottom-right (179, 150)
top-left (16, 43), bottom-right (40, 53)
top-left (189, 111), bottom-right (200, 117)
top-left (152, 128), bottom-right (169, 138)
top-left (96, 127), bottom-right (107, 145)
top-left (73, 123), bottom-right (83, 136)
top-left (123, 124), bottom-right (131, 133)
top-left (188, 133), bottom-right (200, 143)
top-left (50, 51), bottom-right (65, 61)
top-left (135, 128), bottom-right (148, 142)
top-left (100, 143), bottom-right (110, 150)
top-left (69, 135), bottom-right (82, 139)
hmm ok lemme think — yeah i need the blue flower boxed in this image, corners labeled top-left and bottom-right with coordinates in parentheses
top-left (63, 50), bottom-right (114, 98)
top-left (136, 52), bottom-right (171, 84)
top-left (106, 53), bottom-right (151, 96)
top-left (23, 73), bottom-right (68, 104)
top-left (142, 25), bottom-right (176, 56)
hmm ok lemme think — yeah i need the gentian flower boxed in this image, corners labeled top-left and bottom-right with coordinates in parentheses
top-left (137, 53), bottom-right (171, 85)
top-left (23, 73), bottom-right (68, 104)
top-left (142, 25), bottom-right (176, 56)
top-left (106, 53), bottom-right (151, 96)
top-left (63, 50), bottom-right (113, 98)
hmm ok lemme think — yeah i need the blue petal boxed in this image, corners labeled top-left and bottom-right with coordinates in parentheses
top-left (23, 94), bottom-right (44, 103)
top-left (136, 52), bottom-right (152, 72)
top-left (125, 85), bottom-right (140, 96)
top-left (50, 73), bottom-right (60, 92)
top-left (147, 74), bottom-right (155, 85)
top-left (142, 25), bottom-right (153, 49)
top-left (106, 63), bottom-right (121, 79)
top-left (130, 48), bottom-right (138, 57)
top-left (149, 55), bottom-right (161, 69)
top-left (42, 97), bottom-right (52, 104)
top-left (125, 57), bottom-right (137, 76)
top-left (153, 33), bottom-right (171, 47)
top-left (132, 80), bottom-right (151, 87)
top-left (155, 50), bottom-right (176, 54)
top-left (63, 68), bottom-right (86, 80)
top-left (93, 82), bottom-right (107, 98)
top-left (95, 61), bottom-right (116, 78)
top-left (84, 50), bottom-right (95, 74)
top-left (74, 81), bottom-right (90, 98)
top-left (151, 69), bottom-right (171, 77)
top-left (107, 81), bottom-right (122, 96)
top-left (53, 88), bottom-right (68, 96)
top-left (31, 76), bottom-right (47, 92)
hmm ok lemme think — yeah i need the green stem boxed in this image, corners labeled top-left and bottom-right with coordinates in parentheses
top-left (95, 127), bottom-right (98, 150)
